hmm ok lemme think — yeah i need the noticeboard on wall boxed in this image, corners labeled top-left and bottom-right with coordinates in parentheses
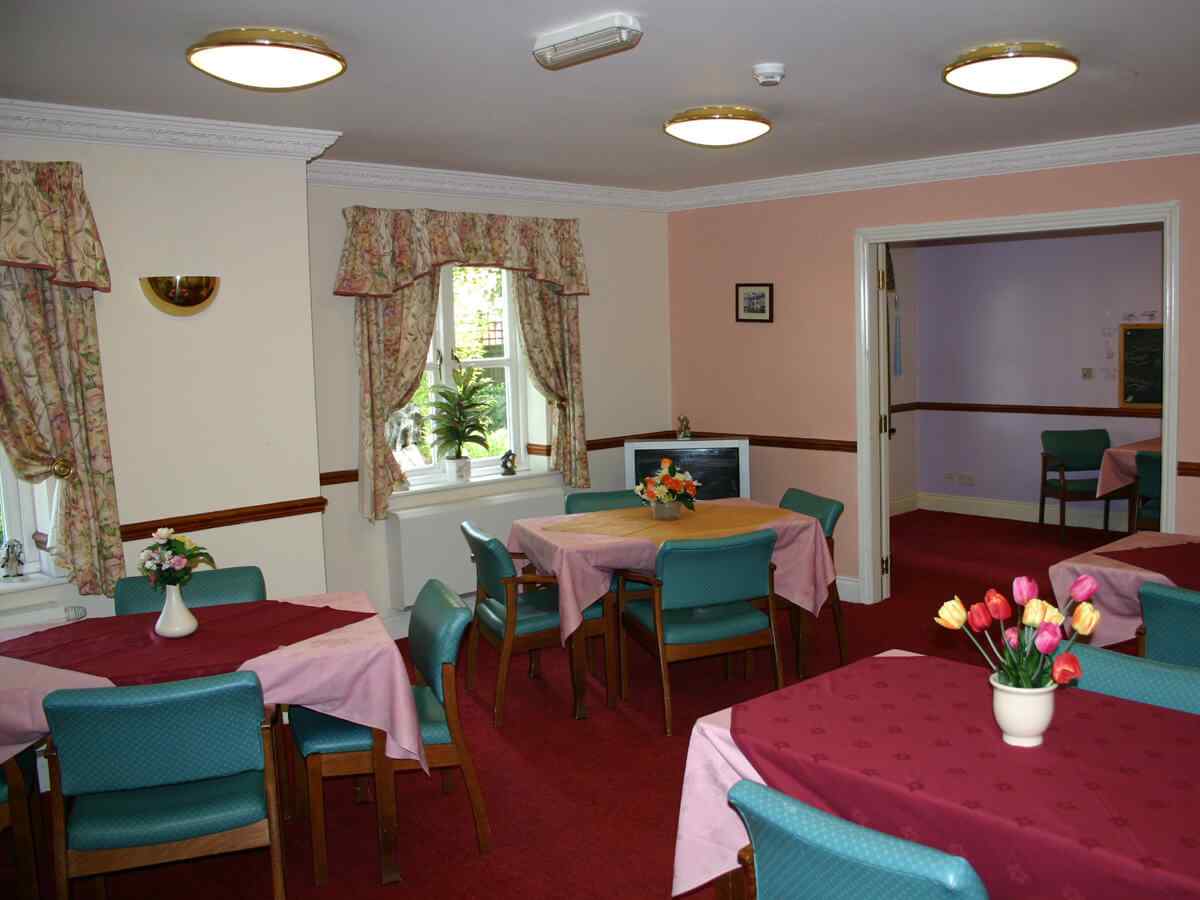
top-left (1119, 323), bottom-right (1163, 410)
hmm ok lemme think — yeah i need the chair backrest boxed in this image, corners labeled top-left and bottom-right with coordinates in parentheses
top-left (778, 488), bottom-right (844, 539)
top-left (409, 578), bottom-right (474, 704)
top-left (43, 671), bottom-right (265, 797)
top-left (1138, 582), bottom-right (1200, 669)
top-left (460, 521), bottom-right (516, 604)
top-left (565, 489), bottom-right (643, 514)
top-left (729, 780), bottom-right (988, 900)
top-left (1040, 429), bottom-right (1110, 471)
top-left (656, 530), bottom-right (776, 610)
top-left (114, 565), bottom-right (267, 615)
top-left (1068, 644), bottom-right (1200, 714)
top-left (1136, 451), bottom-right (1162, 500)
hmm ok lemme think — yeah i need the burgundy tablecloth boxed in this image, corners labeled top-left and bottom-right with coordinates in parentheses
top-left (0, 601), bottom-right (374, 686)
top-left (731, 655), bottom-right (1200, 900)
top-left (1097, 542), bottom-right (1200, 593)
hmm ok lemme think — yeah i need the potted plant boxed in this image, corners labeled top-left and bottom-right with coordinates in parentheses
top-left (430, 368), bottom-right (490, 482)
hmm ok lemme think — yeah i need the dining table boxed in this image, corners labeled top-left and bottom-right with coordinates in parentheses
top-left (673, 651), bottom-right (1200, 899)
top-left (0, 590), bottom-right (424, 884)
top-left (1096, 435), bottom-right (1161, 499)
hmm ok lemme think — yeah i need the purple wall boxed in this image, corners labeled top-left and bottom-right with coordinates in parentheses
top-left (891, 228), bottom-right (1162, 508)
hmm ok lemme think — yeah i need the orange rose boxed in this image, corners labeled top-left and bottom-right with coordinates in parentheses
top-left (660, 457), bottom-right (673, 470)
top-left (685, 482), bottom-right (697, 496)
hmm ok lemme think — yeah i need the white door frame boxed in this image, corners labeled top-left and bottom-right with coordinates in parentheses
top-left (854, 202), bottom-right (1180, 605)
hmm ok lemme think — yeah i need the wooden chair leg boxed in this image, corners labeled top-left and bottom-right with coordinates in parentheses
top-left (306, 756), bottom-right (328, 886)
top-left (568, 631), bottom-right (588, 720)
top-left (603, 612), bottom-right (619, 709)
top-left (743, 650), bottom-right (754, 679)
top-left (261, 725), bottom-right (287, 900)
top-left (6, 757), bottom-right (40, 900)
top-left (466, 620), bottom-right (480, 692)
top-left (1058, 492), bottom-right (1067, 539)
top-left (788, 604), bottom-right (806, 681)
top-left (619, 615), bottom-right (631, 701)
top-left (48, 748), bottom-right (68, 900)
top-left (441, 769), bottom-right (456, 794)
top-left (829, 585), bottom-right (848, 667)
top-left (88, 876), bottom-right (106, 900)
top-left (353, 774), bottom-right (374, 804)
top-left (372, 731), bottom-right (401, 885)
top-left (493, 639), bottom-right (514, 727)
top-left (657, 649), bottom-right (674, 736)
top-left (723, 655), bottom-right (732, 680)
top-left (1103, 498), bottom-right (1111, 532)
top-left (527, 648), bottom-right (541, 679)
top-left (456, 753), bottom-right (492, 853)
top-left (1037, 491), bottom-right (1046, 525)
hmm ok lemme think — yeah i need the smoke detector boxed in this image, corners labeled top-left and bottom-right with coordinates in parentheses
top-left (752, 63), bottom-right (786, 86)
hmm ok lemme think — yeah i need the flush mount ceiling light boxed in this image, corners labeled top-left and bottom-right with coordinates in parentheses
top-left (663, 106), bottom-right (772, 148)
top-left (943, 42), bottom-right (1078, 96)
top-left (533, 13), bottom-right (642, 70)
top-left (186, 27), bottom-right (346, 90)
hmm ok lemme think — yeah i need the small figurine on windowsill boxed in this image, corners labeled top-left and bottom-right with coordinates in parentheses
top-left (1, 539), bottom-right (25, 579)
top-left (676, 415), bottom-right (693, 440)
top-left (500, 449), bottom-right (517, 476)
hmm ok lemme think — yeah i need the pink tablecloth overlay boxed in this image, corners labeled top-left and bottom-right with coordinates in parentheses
top-left (508, 498), bottom-right (835, 643)
top-left (1049, 531), bottom-right (1194, 647)
top-left (0, 591), bottom-right (424, 767)
top-left (1096, 436), bottom-right (1161, 497)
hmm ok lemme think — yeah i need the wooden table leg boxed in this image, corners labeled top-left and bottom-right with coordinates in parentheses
top-left (371, 729), bottom-right (402, 885)
top-left (568, 631), bottom-right (589, 720)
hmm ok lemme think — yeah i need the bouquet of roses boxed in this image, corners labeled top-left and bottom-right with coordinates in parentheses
top-left (934, 574), bottom-right (1101, 688)
top-left (138, 527), bottom-right (215, 589)
top-left (634, 457), bottom-right (700, 509)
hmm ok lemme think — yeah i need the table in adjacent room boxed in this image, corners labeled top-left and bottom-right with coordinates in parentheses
top-left (673, 652), bottom-right (1200, 899)
top-left (1096, 436), bottom-right (1161, 498)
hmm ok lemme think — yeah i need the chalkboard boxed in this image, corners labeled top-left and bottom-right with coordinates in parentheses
top-left (1119, 323), bottom-right (1163, 409)
top-left (633, 447), bottom-right (742, 500)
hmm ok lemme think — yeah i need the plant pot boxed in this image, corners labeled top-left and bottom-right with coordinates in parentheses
top-left (155, 584), bottom-right (198, 639)
top-left (446, 457), bottom-right (471, 482)
top-left (990, 673), bottom-right (1056, 747)
top-left (652, 501), bottom-right (682, 521)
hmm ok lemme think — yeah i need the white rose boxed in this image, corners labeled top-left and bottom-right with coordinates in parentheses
top-left (152, 527), bottom-right (174, 544)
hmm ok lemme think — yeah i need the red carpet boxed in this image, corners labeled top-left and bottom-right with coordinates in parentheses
top-left (0, 511), bottom-right (1122, 899)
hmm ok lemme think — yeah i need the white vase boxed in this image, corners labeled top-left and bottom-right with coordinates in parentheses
top-left (155, 583), bottom-right (198, 638)
top-left (446, 457), bottom-right (471, 482)
top-left (990, 673), bottom-right (1056, 747)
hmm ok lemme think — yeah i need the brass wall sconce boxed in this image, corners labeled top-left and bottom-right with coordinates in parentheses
top-left (140, 276), bottom-right (220, 316)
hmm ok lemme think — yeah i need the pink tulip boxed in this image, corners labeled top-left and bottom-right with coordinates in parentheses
top-left (1069, 574), bottom-right (1099, 603)
top-left (1034, 621), bottom-right (1062, 655)
top-left (1004, 626), bottom-right (1020, 649)
top-left (1012, 576), bottom-right (1038, 607)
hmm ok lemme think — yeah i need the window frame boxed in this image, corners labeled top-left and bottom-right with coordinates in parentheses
top-left (0, 449), bottom-right (63, 578)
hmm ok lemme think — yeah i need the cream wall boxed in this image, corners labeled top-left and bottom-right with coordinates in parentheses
top-left (0, 135), bottom-right (327, 613)
top-left (307, 183), bottom-right (670, 605)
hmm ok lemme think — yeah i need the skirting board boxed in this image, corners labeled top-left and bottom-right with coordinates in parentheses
top-left (891, 494), bottom-right (920, 516)
top-left (911, 491), bottom-right (1132, 533)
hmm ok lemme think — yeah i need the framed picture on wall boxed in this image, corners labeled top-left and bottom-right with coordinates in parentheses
top-left (1118, 322), bottom-right (1163, 410)
top-left (735, 283), bottom-right (773, 323)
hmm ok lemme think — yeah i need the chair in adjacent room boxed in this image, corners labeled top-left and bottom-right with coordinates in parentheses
top-left (42, 671), bottom-right (285, 900)
top-left (618, 530), bottom-right (783, 736)
top-left (288, 578), bottom-right (490, 885)
top-left (1138, 582), bottom-right (1200, 668)
top-left (114, 565), bottom-right (267, 615)
top-left (778, 488), bottom-right (847, 674)
top-left (1039, 429), bottom-right (1119, 538)
top-left (461, 521), bottom-right (614, 723)
top-left (1, 747), bottom-right (42, 900)
top-left (1133, 450), bottom-right (1162, 532)
top-left (727, 780), bottom-right (989, 900)
top-left (1067, 644), bottom-right (1200, 714)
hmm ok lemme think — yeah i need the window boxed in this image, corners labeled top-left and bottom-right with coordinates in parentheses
top-left (387, 267), bottom-right (531, 485)
top-left (0, 447), bottom-right (63, 579)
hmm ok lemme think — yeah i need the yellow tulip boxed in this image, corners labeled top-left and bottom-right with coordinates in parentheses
top-left (1072, 601), bottom-right (1101, 636)
top-left (934, 596), bottom-right (967, 630)
top-left (1022, 597), bottom-right (1047, 627)
top-left (1042, 604), bottom-right (1065, 626)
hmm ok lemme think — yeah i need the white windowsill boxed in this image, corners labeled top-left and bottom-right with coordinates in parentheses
top-left (0, 573), bottom-right (70, 597)
top-left (387, 469), bottom-right (563, 513)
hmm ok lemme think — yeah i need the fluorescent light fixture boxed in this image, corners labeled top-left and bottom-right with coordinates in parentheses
top-left (187, 27), bottom-right (346, 91)
top-left (664, 106), bottom-right (772, 148)
top-left (533, 13), bottom-right (642, 70)
top-left (943, 42), bottom-right (1078, 97)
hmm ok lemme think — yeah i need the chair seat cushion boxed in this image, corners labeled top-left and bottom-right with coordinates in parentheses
top-left (291, 687), bottom-right (452, 756)
top-left (1043, 478), bottom-right (1100, 496)
top-left (477, 586), bottom-right (601, 637)
top-left (623, 599), bottom-right (769, 646)
top-left (67, 770), bottom-right (265, 851)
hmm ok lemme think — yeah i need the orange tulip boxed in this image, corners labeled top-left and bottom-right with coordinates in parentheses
top-left (1052, 652), bottom-right (1082, 685)
top-left (984, 589), bottom-right (1012, 620)
top-left (966, 602), bottom-right (992, 633)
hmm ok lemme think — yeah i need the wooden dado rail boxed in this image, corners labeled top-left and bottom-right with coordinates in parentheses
top-left (120, 496), bottom-right (328, 542)
top-left (529, 430), bottom-right (858, 456)
top-left (890, 401), bottom-right (1161, 419)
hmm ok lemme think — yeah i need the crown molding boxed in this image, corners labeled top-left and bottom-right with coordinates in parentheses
top-left (310, 122), bottom-right (1200, 213)
top-left (0, 99), bottom-right (341, 161)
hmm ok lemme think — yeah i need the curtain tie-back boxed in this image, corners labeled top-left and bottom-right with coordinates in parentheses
top-left (51, 455), bottom-right (75, 479)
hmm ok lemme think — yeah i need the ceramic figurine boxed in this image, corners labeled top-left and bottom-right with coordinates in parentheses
top-left (677, 415), bottom-right (693, 440)
top-left (500, 449), bottom-right (517, 475)
top-left (1, 540), bottom-right (25, 579)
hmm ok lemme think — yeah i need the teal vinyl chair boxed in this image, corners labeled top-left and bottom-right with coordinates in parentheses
top-left (2, 747), bottom-right (42, 900)
top-left (1039, 429), bottom-right (1118, 538)
top-left (728, 780), bottom-right (989, 900)
top-left (779, 489), bottom-right (847, 673)
top-left (114, 565), bottom-right (266, 615)
top-left (461, 521), bottom-right (613, 724)
top-left (618, 530), bottom-right (782, 735)
top-left (1139, 582), bottom-right (1200, 668)
top-left (1067, 644), bottom-right (1200, 714)
top-left (1134, 450), bottom-right (1162, 532)
top-left (289, 579), bottom-right (490, 885)
top-left (42, 672), bottom-right (285, 900)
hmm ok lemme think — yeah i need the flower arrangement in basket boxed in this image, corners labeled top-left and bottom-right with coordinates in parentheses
top-left (634, 458), bottom-right (699, 520)
top-left (138, 527), bottom-right (215, 588)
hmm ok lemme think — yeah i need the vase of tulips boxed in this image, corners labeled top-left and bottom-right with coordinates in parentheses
top-left (935, 574), bottom-right (1101, 748)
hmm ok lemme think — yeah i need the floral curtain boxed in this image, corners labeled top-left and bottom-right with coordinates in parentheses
top-left (335, 206), bottom-right (592, 520)
top-left (0, 161), bottom-right (124, 595)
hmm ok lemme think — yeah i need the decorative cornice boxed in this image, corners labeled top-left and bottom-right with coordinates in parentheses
top-left (308, 123), bottom-right (1200, 213)
top-left (0, 99), bottom-right (341, 161)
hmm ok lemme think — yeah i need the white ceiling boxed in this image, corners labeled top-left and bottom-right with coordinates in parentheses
top-left (3, 0), bottom-right (1199, 190)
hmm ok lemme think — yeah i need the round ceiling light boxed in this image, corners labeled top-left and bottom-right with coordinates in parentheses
top-left (943, 42), bottom-right (1078, 97)
top-left (187, 27), bottom-right (346, 91)
top-left (663, 106), bottom-right (772, 147)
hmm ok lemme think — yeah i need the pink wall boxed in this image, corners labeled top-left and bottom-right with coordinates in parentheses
top-left (669, 155), bottom-right (1200, 579)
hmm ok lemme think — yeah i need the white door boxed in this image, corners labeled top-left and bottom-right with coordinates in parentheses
top-left (876, 244), bottom-right (893, 599)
